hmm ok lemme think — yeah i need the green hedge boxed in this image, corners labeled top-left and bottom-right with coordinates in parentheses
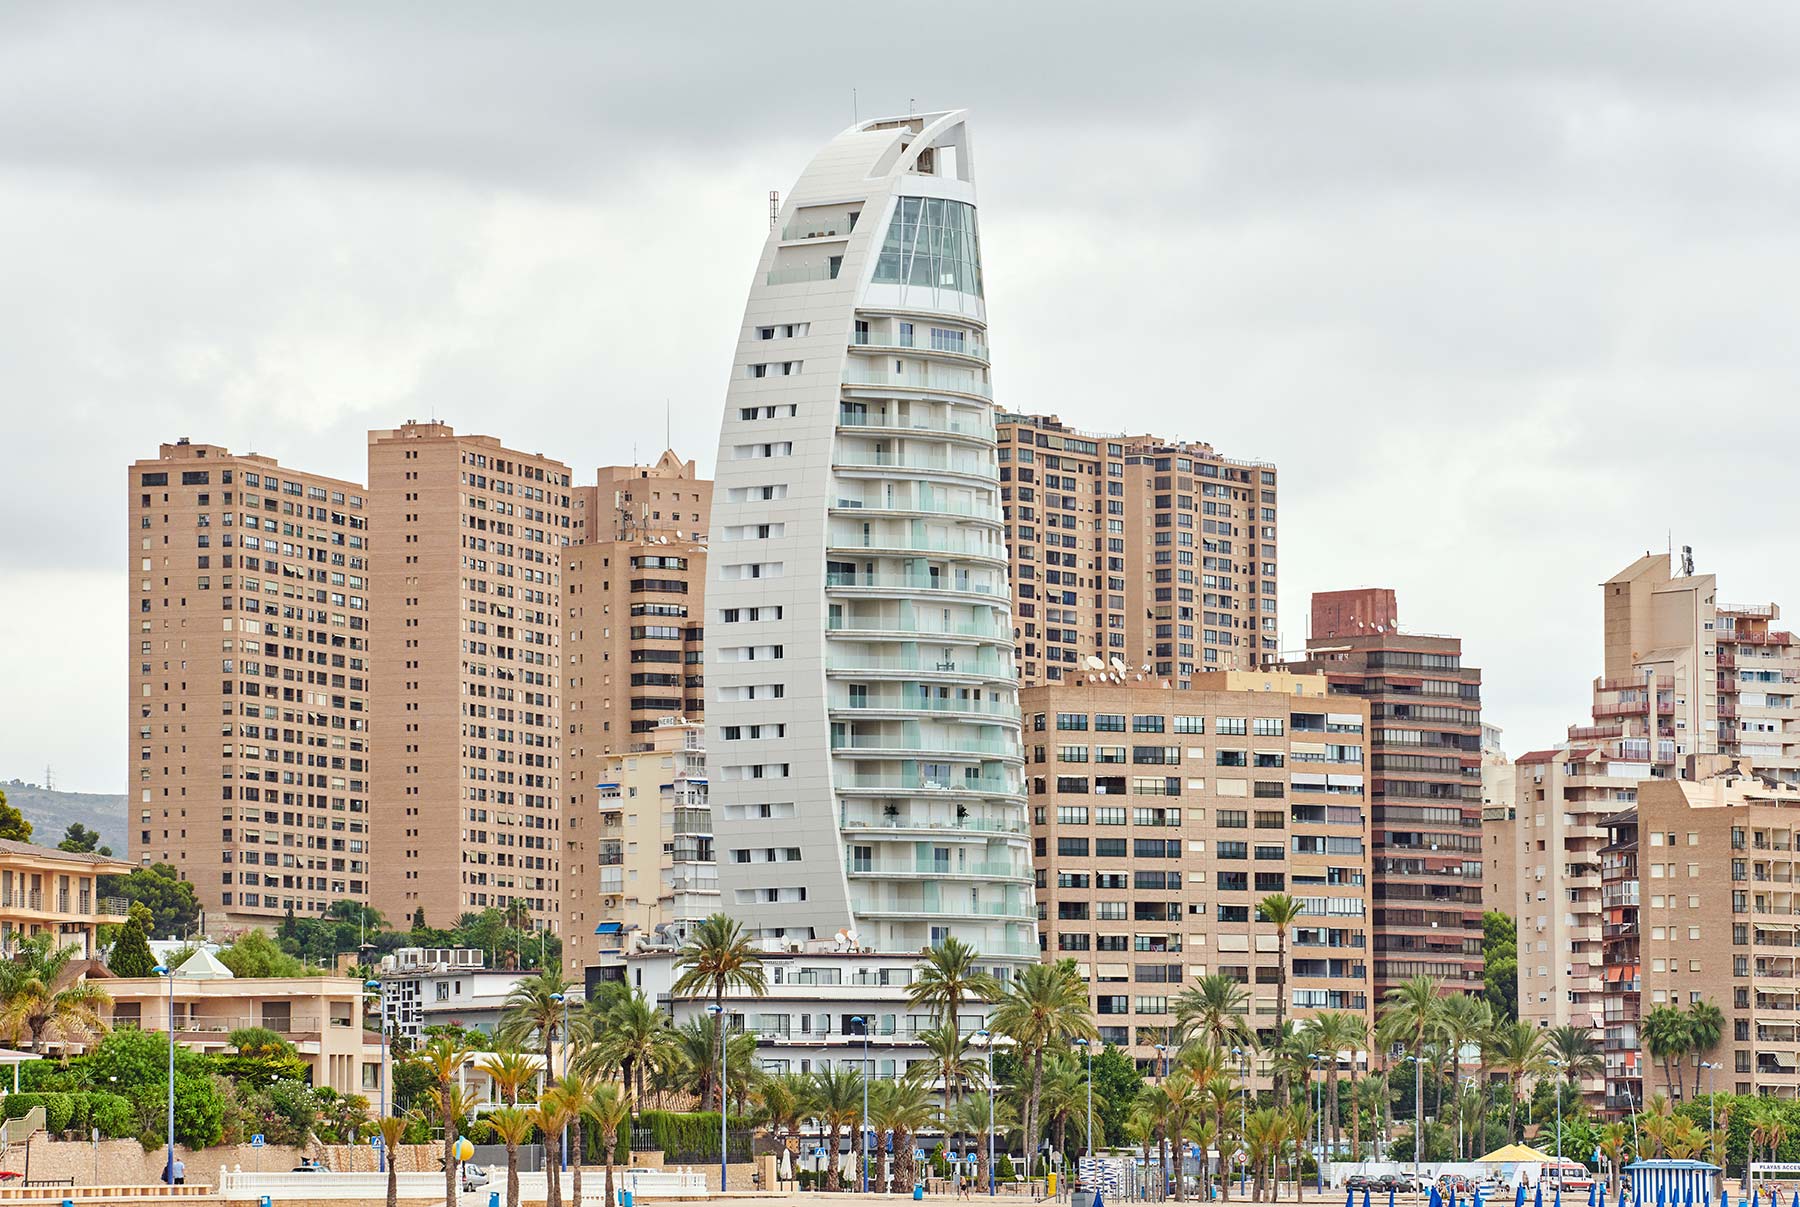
top-left (636, 1110), bottom-right (753, 1159)
top-left (90, 1093), bottom-right (134, 1139)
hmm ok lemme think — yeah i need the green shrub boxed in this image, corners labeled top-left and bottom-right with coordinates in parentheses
top-left (40, 1092), bottom-right (74, 1133)
top-left (997, 1153), bottom-right (1017, 1181)
top-left (1, 1093), bottom-right (43, 1121)
top-left (89, 1093), bottom-right (134, 1139)
top-left (635, 1109), bottom-right (753, 1159)
top-left (797, 1170), bottom-right (817, 1191)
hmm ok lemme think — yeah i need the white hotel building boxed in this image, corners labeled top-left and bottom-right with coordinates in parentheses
top-left (705, 111), bottom-right (1034, 971)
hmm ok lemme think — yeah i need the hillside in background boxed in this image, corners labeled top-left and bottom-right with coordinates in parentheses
top-left (2, 779), bottom-right (127, 854)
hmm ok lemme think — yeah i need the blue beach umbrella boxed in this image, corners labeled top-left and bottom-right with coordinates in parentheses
top-left (1657, 1186), bottom-right (1666, 1207)
top-left (1364, 1190), bottom-right (1372, 1207)
top-left (1752, 1190), bottom-right (1761, 1207)
top-left (1537, 1183), bottom-right (1545, 1207)
top-left (1590, 1183), bottom-right (1598, 1207)
top-left (1556, 1183), bottom-right (1563, 1207)
top-left (1476, 1189), bottom-right (1487, 1207)
top-left (1431, 1188), bottom-right (1444, 1207)
top-left (1346, 1188), bottom-right (1355, 1207)
top-left (1390, 1187), bottom-right (1397, 1207)
top-left (1518, 1183), bottom-right (1529, 1207)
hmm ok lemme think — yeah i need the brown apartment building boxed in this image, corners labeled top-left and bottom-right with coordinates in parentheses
top-left (366, 421), bottom-right (573, 933)
top-left (563, 451), bottom-right (712, 978)
top-left (997, 414), bottom-right (1279, 691)
top-left (1634, 771), bottom-right (1800, 1100)
top-left (1025, 671), bottom-right (1373, 1073)
top-left (128, 440), bottom-right (373, 930)
top-left (1297, 588), bottom-right (1485, 1001)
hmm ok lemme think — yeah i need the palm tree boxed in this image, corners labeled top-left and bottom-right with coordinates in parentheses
top-left (989, 959), bottom-right (1096, 1165)
top-left (1544, 1022), bottom-right (1603, 1122)
top-left (886, 1073), bottom-right (935, 1194)
top-left (1485, 1019), bottom-right (1545, 1141)
top-left (954, 1091), bottom-right (1018, 1194)
top-left (534, 1081), bottom-right (583, 1207)
top-left (1353, 1073), bottom-right (1388, 1162)
top-left (486, 1107), bottom-right (536, 1207)
top-left (812, 1066), bottom-right (864, 1192)
top-left (0, 935), bottom-right (110, 1052)
top-left (560, 1072), bottom-right (595, 1206)
top-left (1039, 1051), bottom-right (1091, 1162)
top-left (1285, 1101), bottom-right (1313, 1200)
top-left (917, 1024), bottom-right (986, 1139)
top-left (755, 1069), bottom-right (817, 1157)
top-left (908, 936), bottom-right (1001, 1127)
top-left (1686, 1001), bottom-right (1725, 1096)
top-left (671, 914), bottom-right (766, 1112)
top-left (497, 964), bottom-right (572, 1078)
top-left (411, 1034), bottom-right (479, 1207)
top-left (1203, 1074), bottom-right (1240, 1201)
top-left (1436, 995), bottom-right (1492, 1158)
top-left (1176, 973), bottom-right (1253, 1054)
top-left (1126, 1100), bottom-right (1160, 1197)
top-left (588, 1082), bottom-right (631, 1207)
top-left (374, 1114), bottom-right (411, 1207)
top-left (1244, 1107), bottom-right (1289, 1203)
top-left (481, 1048), bottom-right (542, 1106)
top-left (581, 988), bottom-right (674, 1109)
top-left (1598, 1122), bottom-right (1630, 1196)
top-left (1150, 1069), bottom-right (1201, 1201)
top-left (1642, 1004), bottom-right (1691, 1103)
top-left (1302, 1012), bottom-right (1366, 1158)
top-left (1376, 976), bottom-right (1443, 1157)
top-left (1256, 895), bottom-right (1305, 1105)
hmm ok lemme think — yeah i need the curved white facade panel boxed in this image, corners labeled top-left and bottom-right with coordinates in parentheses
top-left (706, 112), bottom-right (1033, 965)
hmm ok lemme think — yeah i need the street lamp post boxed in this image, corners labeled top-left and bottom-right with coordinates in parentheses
top-left (707, 1004), bottom-right (727, 1195)
top-left (1623, 1078), bottom-right (1641, 1159)
top-left (852, 1017), bottom-right (870, 1194)
top-left (365, 979), bottom-right (386, 1174)
top-left (1701, 1061), bottom-right (1720, 1164)
top-left (975, 1029), bottom-right (995, 1197)
top-left (1074, 1038), bottom-right (1093, 1161)
top-left (154, 964), bottom-right (174, 1185)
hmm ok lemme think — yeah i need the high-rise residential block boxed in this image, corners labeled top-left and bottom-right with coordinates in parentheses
top-left (128, 439), bottom-right (373, 928)
top-left (1597, 806), bottom-right (1641, 1115)
top-left (1715, 603), bottom-right (1800, 782)
top-left (1632, 772), bottom-right (1800, 1099)
top-left (1297, 588), bottom-right (1484, 1001)
top-left (705, 111), bottom-right (1034, 968)
top-left (562, 452), bottom-right (711, 979)
top-left (997, 413), bottom-right (1279, 689)
top-left (1025, 672), bottom-right (1373, 1068)
top-left (563, 718), bottom-right (714, 979)
top-left (366, 420), bottom-right (573, 933)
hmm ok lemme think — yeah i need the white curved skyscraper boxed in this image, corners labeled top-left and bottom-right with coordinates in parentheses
top-left (706, 111), bottom-right (1033, 967)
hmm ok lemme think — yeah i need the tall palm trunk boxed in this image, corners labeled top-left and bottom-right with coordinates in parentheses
top-left (825, 1119), bottom-right (842, 1192)
top-left (505, 1139), bottom-right (521, 1207)
top-left (386, 1156), bottom-right (398, 1207)
top-left (1273, 929), bottom-right (1289, 1109)
top-left (604, 1144), bottom-right (616, 1207)
top-left (1327, 1067), bottom-right (1341, 1156)
top-left (443, 1110), bottom-right (458, 1207)
top-left (571, 1119), bottom-right (584, 1205)
top-left (1414, 1054), bottom-right (1425, 1161)
top-left (1028, 1044), bottom-right (1045, 1177)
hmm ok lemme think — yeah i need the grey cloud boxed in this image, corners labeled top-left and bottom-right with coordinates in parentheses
top-left (7, 0), bottom-right (1800, 790)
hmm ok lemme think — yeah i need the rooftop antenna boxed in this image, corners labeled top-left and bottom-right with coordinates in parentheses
top-left (908, 96), bottom-right (916, 115)
top-left (768, 190), bottom-right (779, 230)
top-left (853, 87), bottom-right (859, 125)
top-left (666, 399), bottom-right (672, 452)
top-left (43, 764), bottom-right (52, 792)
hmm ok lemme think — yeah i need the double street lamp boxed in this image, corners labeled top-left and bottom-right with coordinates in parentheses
top-left (364, 979), bottom-right (387, 1174)
top-left (707, 1004), bottom-right (727, 1195)
top-left (974, 1028), bottom-right (995, 1197)
top-left (1073, 1038), bottom-right (1094, 1161)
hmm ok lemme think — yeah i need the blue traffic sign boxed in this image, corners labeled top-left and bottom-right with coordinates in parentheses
top-left (251, 1135), bottom-right (264, 1148)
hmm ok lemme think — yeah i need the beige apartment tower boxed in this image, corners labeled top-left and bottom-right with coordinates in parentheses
top-left (1502, 552), bottom-right (1800, 1050)
top-left (366, 421), bottom-right (573, 933)
top-left (998, 414), bottom-right (1279, 689)
top-left (128, 440), bottom-right (373, 929)
top-left (563, 451), bottom-right (712, 978)
top-left (1026, 671), bottom-right (1373, 1069)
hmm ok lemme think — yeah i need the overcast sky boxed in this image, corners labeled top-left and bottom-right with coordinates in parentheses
top-left (5, 2), bottom-right (1799, 793)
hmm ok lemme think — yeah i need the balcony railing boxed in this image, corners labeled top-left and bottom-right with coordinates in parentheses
top-left (833, 450), bottom-right (996, 477)
top-left (843, 367), bottom-right (993, 398)
top-left (838, 408), bottom-right (994, 440)
top-left (826, 571), bottom-right (1007, 598)
top-left (851, 330), bottom-right (990, 361)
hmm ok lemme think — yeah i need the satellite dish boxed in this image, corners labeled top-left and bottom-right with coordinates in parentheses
top-left (1085, 656), bottom-right (1104, 670)
top-left (846, 927), bottom-right (860, 943)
